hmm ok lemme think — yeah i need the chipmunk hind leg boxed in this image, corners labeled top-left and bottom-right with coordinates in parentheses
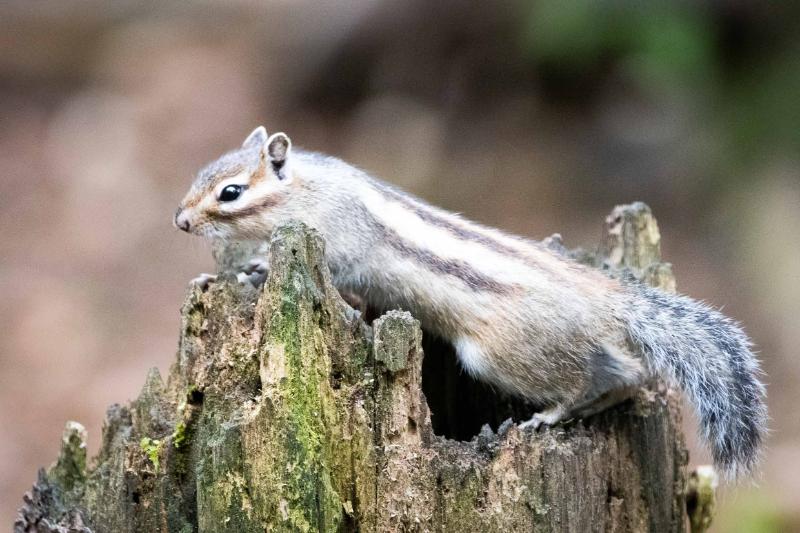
top-left (570, 342), bottom-right (645, 418)
top-left (453, 335), bottom-right (577, 431)
top-left (236, 257), bottom-right (269, 287)
top-left (520, 343), bottom-right (645, 430)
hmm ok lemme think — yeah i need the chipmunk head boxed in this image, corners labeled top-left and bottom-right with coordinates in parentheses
top-left (175, 126), bottom-right (296, 240)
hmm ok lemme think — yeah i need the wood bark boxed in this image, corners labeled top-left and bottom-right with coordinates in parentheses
top-left (16, 203), bottom-right (692, 532)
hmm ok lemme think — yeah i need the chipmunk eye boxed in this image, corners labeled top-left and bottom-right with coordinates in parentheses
top-left (218, 184), bottom-right (243, 202)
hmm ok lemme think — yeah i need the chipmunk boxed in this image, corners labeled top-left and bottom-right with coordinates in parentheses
top-left (175, 126), bottom-right (766, 478)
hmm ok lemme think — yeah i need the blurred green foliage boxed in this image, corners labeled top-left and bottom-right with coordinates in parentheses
top-left (712, 489), bottom-right (798, 533)
top-left (518, 0), bottom-right (800, 185)
top-left (519, 0), bottom-right (715, 86)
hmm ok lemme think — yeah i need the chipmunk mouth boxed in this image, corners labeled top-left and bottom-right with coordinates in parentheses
top-left (193, 223), bottom-right (213, 238)
top-left (174, 207), bottom-right (190, 232)
top-left (197, 222), bottom-right (230, 241)
top-left (175, 207), bottom-right (217, 238)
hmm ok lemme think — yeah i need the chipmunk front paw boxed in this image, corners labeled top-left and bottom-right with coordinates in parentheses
top-left (236, 258), bottom-right (269, 287)
top-left (190, 273), bottom-right (217, 291)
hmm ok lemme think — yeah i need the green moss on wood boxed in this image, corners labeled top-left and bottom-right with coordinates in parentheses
top-left (49, 421), bottom-right (88, 493)
top-left (139, 437), bottom-right (163, 471)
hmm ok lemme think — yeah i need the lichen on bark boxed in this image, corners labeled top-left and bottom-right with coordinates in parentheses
top-left (16, 205), bottom-right (692, 532)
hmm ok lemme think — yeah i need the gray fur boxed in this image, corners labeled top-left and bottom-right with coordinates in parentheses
top-left (176, 128), bottom-right (767, 479)
top-left (625, 284), bottom-right (767, 477)
top-left (196, 147), bottom-right (257, 187)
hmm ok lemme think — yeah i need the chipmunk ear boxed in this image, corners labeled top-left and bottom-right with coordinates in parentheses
top-left (265, 132), bottom-right (291, 170)
top-left (242, 126), bottom-right (268, 149)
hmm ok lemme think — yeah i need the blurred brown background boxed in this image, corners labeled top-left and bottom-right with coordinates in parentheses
top-left (1, 1), bottom-right (798, 530)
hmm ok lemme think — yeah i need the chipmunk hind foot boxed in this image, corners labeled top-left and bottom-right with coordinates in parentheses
top-left (520, 343), bottom-right (644, 431)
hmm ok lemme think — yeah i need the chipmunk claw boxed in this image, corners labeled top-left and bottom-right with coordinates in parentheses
top-left (519, 405), bottom-right (567, 431)
top-left (244, 258), bottom-right (269, 275)
top-left (237, 258), bottom-right (269, 287)
top-left (190, 273), bottom-right (217, 291)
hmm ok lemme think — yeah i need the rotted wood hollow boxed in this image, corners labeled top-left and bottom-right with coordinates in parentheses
top-left (16, 203), bottom-right (689, 532)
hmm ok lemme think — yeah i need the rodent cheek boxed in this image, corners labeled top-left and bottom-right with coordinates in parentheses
top-left (187, 211), bottom-right (215, 236)
top-left (195, 218), bottom-right (222, 239)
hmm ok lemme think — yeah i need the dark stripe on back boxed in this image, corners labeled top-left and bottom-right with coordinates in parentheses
top-left (367, 212), bottom-right (514, 294)
top-left (372, 180), bottom-right (550, 268)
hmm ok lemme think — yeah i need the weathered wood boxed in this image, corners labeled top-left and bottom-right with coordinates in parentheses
top-left (16, 204), bottom-right (690, 532)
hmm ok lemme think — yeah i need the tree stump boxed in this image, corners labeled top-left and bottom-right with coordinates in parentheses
top-left (16, 203), bottom-right (690, 532)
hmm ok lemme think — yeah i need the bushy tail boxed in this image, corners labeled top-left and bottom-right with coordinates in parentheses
top-left (625, 285), bottom-right (767, 478)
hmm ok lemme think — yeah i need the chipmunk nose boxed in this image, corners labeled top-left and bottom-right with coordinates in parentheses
top-left (174, 208), bottom-right (190, 232)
